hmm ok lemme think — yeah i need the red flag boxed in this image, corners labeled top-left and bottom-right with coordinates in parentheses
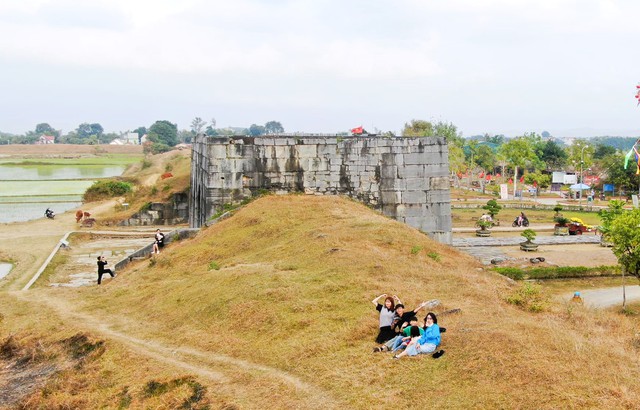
top-left (350, 126), bottom-right (363, 135)
top-left (485, 174), bottom-right (491, 181)
top-left (519, 176), bottom-right (524, 183)
top-left (479, 171), bottom-right (485, 178)
top-left (533, 181), bottom-right (538, 187)
top-left (496, 173), bottom-right (501, 178)
top-left (508, 178), bottom-right (513, 184)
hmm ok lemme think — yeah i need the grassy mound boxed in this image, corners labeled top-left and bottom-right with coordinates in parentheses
top-left (4, 195), bottom-right (640, 408)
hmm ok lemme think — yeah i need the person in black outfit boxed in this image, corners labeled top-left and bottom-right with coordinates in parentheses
top-left (152, 229), bottom-right (165, 254)
top-left (97, 256), bottom-right (115, 285)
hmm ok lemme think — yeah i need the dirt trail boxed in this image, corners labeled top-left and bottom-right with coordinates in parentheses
top-left (11, 290), bottom-right (340, 408)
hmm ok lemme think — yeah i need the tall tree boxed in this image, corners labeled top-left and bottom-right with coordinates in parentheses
top-left (498, 136), bottom-right (537, 197)
top-left (593, 144), bottom-right (617, 159)
top-left (567, 139), bottom-right (593, 173)
top-left (540, 140), bottom-right (568, 170)
top-left (190, 117), bottom-right (207, 134)
top-left (77, 123), bottom-right (104, 139)
top-left (148, 120), bottom-right (178, 147)
top-left (475, 144), bottom-right (497, 172)
top-left (248, 124), bottom-right (266, 136)
top-left (264, 121), bottom-right (284, 134)
top-left (402, 119), bottom-right (433, 137)
top-left (35, 123), bottom-right (59, 138)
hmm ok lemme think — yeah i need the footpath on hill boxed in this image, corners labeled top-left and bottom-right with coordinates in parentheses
top-left (1, 204), bottom-right (342, 408)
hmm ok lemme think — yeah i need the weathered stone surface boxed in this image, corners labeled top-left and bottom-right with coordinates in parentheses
top-left (190, 134), bottom-right (452, 243)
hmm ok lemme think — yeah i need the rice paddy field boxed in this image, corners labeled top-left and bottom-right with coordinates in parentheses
top-left (0, 147), bottom-right (143, 223)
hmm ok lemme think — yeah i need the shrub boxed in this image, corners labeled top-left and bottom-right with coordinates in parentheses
top-left (506, 282), bottom-right (547, 312)
top-left (495, 267), bottom-right (525, 280)
top-left (141, 158), bottom-right (152, 170)
top-left (427, 252), bottom-right (441, 262)
top-left (208, 261), bottom-right (220, 271)
top-left (410, 246), bottom-right (422, 255)
top-left (83, 180), bottom-right (133, 202)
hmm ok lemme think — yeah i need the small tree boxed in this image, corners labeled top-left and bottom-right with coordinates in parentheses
top-left (608, 208), bottom-right (640, 280)
top-left (597, 199), bottom-right (625, 240)
top-left (521, 229), bottom-right (537, 244)
top-left (553, 205), bottom-right (563, 216)
top-left (482, 199), bottom-right (502, 218)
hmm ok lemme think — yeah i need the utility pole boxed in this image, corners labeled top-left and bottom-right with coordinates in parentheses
top-left (579, 145), bottom-right (588, 208)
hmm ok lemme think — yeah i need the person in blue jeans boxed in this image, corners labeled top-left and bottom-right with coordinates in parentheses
top-left (390, 317), bottom-right (424, 351)
top-left (393, 312), bottom-right (440, 359)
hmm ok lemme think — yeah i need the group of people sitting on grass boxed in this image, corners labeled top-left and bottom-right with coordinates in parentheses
top-left (371, 294), bottom-right (444, 359)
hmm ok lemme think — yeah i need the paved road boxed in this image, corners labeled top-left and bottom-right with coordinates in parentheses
top-left (563, 286), bottom-right (640, 308)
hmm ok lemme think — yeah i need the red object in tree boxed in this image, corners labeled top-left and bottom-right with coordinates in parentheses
top-left (533, 181), bottom-right (538, 187)
top-left (485, 174), bottom-right (491, 181)
top-left (496, 173), bottom-right (501, 178)
top-left (508, 178), bottom-right (513, 184)
top-left (350, 126), bottom-right (364, 135)
top-left (479, 171), bottom-right (485, 178)
top-left (519, 176), bottom-right (524, 183)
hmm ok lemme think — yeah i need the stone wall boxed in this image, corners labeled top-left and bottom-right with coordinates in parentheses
top-left (190, 134), bottom-right (452, 243)
top-left (118, 193), bottom-right (189, 226)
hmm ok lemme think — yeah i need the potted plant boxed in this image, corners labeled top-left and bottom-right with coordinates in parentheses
top-left (475, 218), bottom-right (492, 237)
top-left (553, 216), bottom-right (570, 236)
top-left (520, 229), bottom-right (538, 251)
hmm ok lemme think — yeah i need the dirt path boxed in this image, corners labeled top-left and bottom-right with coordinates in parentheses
top-left (11, 290), bottom-right (340, 408)
top-left (0, 200), bottom-right (123, 291)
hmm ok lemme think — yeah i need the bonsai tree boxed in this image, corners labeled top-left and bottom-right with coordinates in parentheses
top-left (554, 216), bottom-right (570, 227)
top-left (476, 218), bottom-right (493, 231)
top-left (553, 205), bottom-right (563, 217)
top-left (482, 199), bottom-right (502, 219)
top-left (521, 229), bottom-right (537, 244)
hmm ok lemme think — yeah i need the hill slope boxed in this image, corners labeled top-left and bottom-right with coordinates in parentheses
top-left (3, 195), bottom-right (640, 408)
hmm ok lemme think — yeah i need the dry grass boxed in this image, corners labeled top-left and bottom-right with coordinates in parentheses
top-left (15, 194), bottom-right (636, 409)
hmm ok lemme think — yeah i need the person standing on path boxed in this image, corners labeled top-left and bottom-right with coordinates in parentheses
top-left (97, 255), bottom-right (115, 285)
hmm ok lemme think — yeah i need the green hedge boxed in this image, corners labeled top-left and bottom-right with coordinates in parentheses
top-left (83, 180), bottom-right (133, 202)
top-left (494, 265), bottom-right (620, 280)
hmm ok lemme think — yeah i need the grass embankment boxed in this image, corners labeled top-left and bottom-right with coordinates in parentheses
top-left (10, 195), bottom-right (637, 408)
top-left (94, 150), bottom-right (191, 224)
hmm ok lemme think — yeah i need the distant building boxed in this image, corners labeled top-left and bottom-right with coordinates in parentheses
top-left (37, 135), bottom-right (55, 144)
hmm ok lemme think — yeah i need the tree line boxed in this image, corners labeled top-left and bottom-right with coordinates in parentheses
top-left (0, 118), bottom-right (286, 154)
top-left (401, 119), bottom-right (640, 195)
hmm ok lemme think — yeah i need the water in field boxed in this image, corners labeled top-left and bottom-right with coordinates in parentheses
top-left (0, 262), bottom-right (12, 280)
top-left (0, 164), bottom-right (126, 223)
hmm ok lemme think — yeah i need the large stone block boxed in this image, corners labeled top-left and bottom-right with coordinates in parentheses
top-left (402, 190), bottom-right (427, 204)
top-left (429, 176), bottom-right (451, 190)
top-left (381, 190), bottom-right (402, 204)
top-left (404, 177), bottom-right (428, 190)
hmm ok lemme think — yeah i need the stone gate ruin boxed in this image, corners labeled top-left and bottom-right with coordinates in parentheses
top-left (190, 134), bottom-right (452, 244)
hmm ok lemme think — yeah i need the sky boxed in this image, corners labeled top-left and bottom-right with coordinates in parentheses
top-left (1, 0), bottom-right (639, 138)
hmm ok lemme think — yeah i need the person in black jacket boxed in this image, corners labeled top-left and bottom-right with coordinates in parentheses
top-left (97, 256), bottom-right (115, 285)
top-left (152, 229), bottom-right (165, 254)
